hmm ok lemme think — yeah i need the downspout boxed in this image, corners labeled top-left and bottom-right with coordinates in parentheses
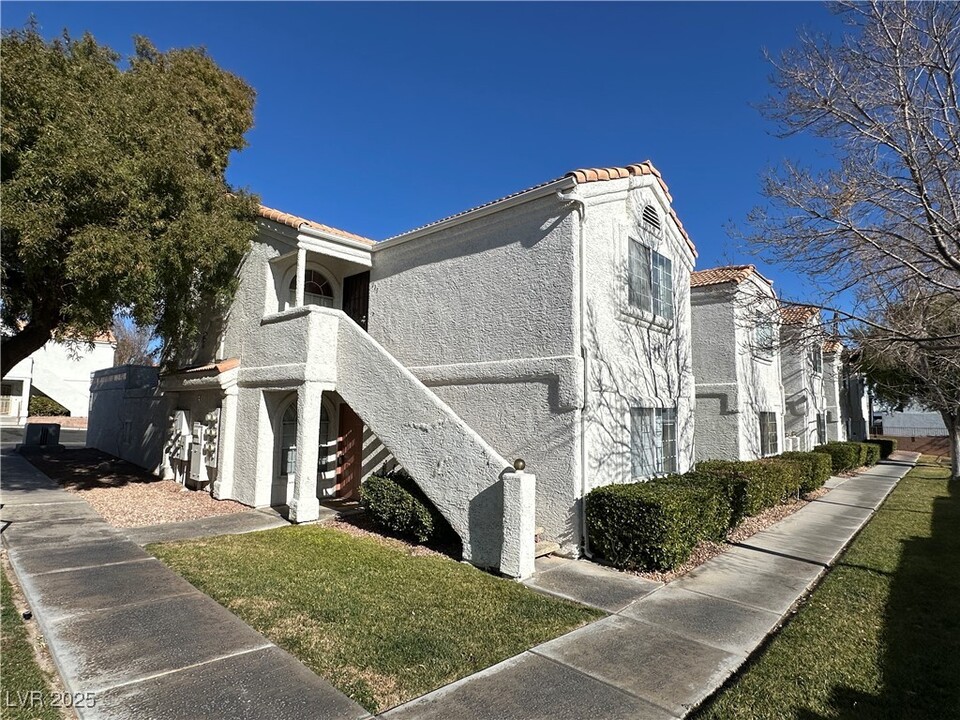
top-left (557, 187), bottom-right (590, 557)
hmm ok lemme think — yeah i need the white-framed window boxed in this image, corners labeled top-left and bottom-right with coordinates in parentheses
top-left (630, 406), bottom-right (678, 478)
top-left (755, 314), bottom-right (776, 358)
top-left (289, 269), bottom-right (334, 309)
top-left (628, 239), bottom-right (674, 320)
top-left (759, 412), bottom-right (778, 456)
top-left (816, 413), bottom-right (827, 445)
top-left (810, 346), bottom-right (823, 374)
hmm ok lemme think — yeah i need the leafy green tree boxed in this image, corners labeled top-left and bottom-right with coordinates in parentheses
top-left (1, 23), bottom-right (259, 376)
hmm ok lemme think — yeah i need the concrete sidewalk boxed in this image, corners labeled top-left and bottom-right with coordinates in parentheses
top-left (384, 454), bottom-right (918, 720)
top-left (1, 451), bottom-right (369, 720)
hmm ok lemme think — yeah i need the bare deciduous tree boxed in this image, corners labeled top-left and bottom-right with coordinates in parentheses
top-left (743, 1), bottom-right (960, 346)
top-left (112, 317), bottom-right (157, 367)
top-left (858, 293), bottom-right (960, 478)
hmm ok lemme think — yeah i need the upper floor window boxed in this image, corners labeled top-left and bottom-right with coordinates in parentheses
top-left (631, 406), bottom-right (678, 478)
top-left (755, 314), bottom-right (776, 358)
top-left (810, 347), bottom-right (823, 374)
top-left (290, 269), bottom-right (334, 309)
top-left (628, 239), bottom-right (674, 320)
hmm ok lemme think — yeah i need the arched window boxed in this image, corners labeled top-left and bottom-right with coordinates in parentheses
top-left (279, 403), bottom-right (298, 476)
top-left (289, 269), bottom-right (334, 308)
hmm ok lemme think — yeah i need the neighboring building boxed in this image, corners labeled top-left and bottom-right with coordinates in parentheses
top-left (821, 340), bottom-right (846, 442)
top-left (690, 265), bottom-right (784, 462)
top-left (92, 161), bottom-right (697, 576)
top-left (840, 355), bottom-right (872, 442)
top-left (779, 305), bottom-right (827, 451)
top-left (1, 334), bottom-right (116, 426)
top-left (876, 405), bottom-right (949, 437)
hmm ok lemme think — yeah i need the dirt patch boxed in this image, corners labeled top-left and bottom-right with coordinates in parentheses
top-left (23, 449), bottom-right (247, 528)
top-left (631, 491), bottom-right (825, 584)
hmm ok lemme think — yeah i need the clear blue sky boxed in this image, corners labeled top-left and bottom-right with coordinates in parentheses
top-left (4, 2), bottom-right (847, 302)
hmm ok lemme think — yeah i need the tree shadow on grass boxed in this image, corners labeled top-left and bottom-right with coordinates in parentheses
top-left (797, 468), bottom-right (960, 720)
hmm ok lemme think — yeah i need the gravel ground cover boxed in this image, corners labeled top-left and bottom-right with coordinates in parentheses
top-left (23, 449), bottom-right (247, 527)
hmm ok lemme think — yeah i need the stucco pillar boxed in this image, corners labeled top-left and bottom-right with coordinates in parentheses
top-left (295, 247), bottom-right (306, 307)
top-left (500, 470), bottom-right (536, 580)
top-left (212, 386), bottom-right (238, 500)
top-left (289, 381), bottom-right (321, 523)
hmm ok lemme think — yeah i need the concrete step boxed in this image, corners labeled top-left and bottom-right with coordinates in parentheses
top-left (535, 540), bottom-right (561, 558)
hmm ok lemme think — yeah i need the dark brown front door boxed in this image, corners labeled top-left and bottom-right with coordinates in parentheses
top-left (342, 271), bottom-right (370, 330)
top-left (337, 403), bottom-right (363, 499)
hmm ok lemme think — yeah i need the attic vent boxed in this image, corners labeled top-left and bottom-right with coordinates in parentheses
top-left (642, 205), bottom-right (661, 232)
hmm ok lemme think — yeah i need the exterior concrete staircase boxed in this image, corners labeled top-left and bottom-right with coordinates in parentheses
top-left (335, 314), bottom-right (535, 576)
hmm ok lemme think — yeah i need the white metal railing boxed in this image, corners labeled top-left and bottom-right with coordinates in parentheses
top-left (0, 396), bottom-right (21, 417)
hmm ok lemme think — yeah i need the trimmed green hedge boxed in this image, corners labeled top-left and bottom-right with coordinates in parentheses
top-left (813, 442), bottom-right (862, 473)
top-left (360, 469), bottom-right (438, 543)
top-left (779, 451), bottom-right (833, 494)
top-left (586, 478), bottom-right (728, 571)
top-left (693, 460), bottom-right (798, 525)
top-left (866, 437), bottom-right (897, 459)
top-left (587, 455), bottom-right (811, 571)
top-left (861, 442), bottom-right (882, 466)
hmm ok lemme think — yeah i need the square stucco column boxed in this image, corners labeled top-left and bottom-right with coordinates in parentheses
top-left (295, 247), bottom-right (306, 307)
top-left (500, 470), bottom-right (536, 580)
top-left (289, 381), bottom-right (322, 523)
top-left (212, 386), bottom-right (239, 500)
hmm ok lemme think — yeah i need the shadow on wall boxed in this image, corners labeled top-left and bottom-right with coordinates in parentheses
top-left (795, 465), bottom-right (960, 720)
top-left (585, 254), bottom-right (693, 482)
top-left (468, 479), bottom-right (505, 569)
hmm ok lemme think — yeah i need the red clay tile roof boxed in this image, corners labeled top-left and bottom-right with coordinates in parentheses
top-left (386, 161), bottom-right (696, 256)
top-left (167, 357), bottom-right (240, 376)
top-left (258, 205), bottom-right (375, 246)
top-left (690, 264), bottom-right (773, 289)
top-left (780, 305), bottom-right (820, 325)
top-left (822, 339), bottom-right (844, 353)
top-left (566, 162), bottom-right (695, 256)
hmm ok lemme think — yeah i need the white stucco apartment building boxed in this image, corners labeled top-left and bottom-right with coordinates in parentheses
top-left (690, 265), bottom-right (785, 461)
top-left (779, 305), bottom-right (828, 451)
top-left (92, 161), bottom-right (698, 577)
top-left (1, 334), bottom-right (116, 425)
top-left (821, 339), bottom-right (847, 442)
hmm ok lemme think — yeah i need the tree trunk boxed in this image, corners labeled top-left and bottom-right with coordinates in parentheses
top-left (940, 411), bottom-right (960, 481)
top-left (1, 322), bottom-right (55, 379)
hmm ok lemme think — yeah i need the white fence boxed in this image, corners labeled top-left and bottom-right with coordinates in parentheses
top-left (877, 412), bottom-right (948, 437)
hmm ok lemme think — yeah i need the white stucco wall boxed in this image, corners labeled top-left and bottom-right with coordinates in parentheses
top-left (88, 366), bottom-right (171, 472)
top-left (578, 178), bottom-right (696, 496)
top-left (4, 338), bottom-right (115, 418)
top-left (781, 321), bottom-right (826, 451)
top-left (370, 193), bottom-right (583, 551)
top-left (691, 278), bottom-right (784, 461)
top-left (823, 349), bottom-right (845, 442)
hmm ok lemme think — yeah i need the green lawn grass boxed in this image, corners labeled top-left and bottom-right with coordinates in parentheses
top-left (1, 569), bottom-right (62, 720)
top-left (150, 525), bottom-right (603, 713)
top-left (696, 456), bottom-right (959, 720)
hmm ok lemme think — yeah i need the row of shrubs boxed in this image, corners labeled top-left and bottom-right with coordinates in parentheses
top-left (358, 439), bottom-right (898, 567)
top-left (812, 438), bottom-right (896, 472)
top-left (587, 441), bottom-right (889, 572)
